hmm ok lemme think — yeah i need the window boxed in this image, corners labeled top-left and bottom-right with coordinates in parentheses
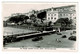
top-left (74, 17), bottom-right (76, 19)
top-left (54, 8), bottom-right (56, 10)
top-left (51, 17), bottom-right (53, 19)
top-left (48, 17), bottom-right (50, 19)
top-left (54, 14), bottom-right (56, 16)
top-left (51, 14), bottom-right (53, 16)
top-left (66, 14), bottom-right (68, 16)
top-left (54, 18), bottom-right (56, 20)
top-left (64, 14), bottom-right (65, 16)
top-left (70, 14), bottom-right (72, 16)
top-left (60, 14), bottom-right (62, 16)
top-left (75, 24), bottom-right (76, 25)
top-left (48, 14), bottom-right (50, 16)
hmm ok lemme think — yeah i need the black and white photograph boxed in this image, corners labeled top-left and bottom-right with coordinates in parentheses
top-left (2, 2), bottom-right (77, 51)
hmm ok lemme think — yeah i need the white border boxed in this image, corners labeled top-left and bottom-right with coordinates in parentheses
top-left (0, 0), bottom-right (80, 54)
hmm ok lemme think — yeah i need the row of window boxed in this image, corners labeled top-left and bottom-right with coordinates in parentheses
top-left (48, 14), bottom-right (56, 16)
top-left (48, 13), bottom-right (75, 17)
top-left (60, 14), bottom-right (68, 16)
top-left (60, 13), bottom-right (75, 16)
top-left (48, 17), bottom-right (56, 20)
top-left (70, 17), bottom-right (76, 19)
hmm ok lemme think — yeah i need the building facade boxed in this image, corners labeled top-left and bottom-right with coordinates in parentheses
top-left (46, 5), bottom-right (76, 26)
top-left (47, 10), bottom-right (58, 23)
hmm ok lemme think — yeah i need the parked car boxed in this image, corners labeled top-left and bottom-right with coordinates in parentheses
top-left (32, 36), bottom-right (43, 41)
top-left (61, 35), bottom-right (67, 38)
top-left (68, 36), bottom-right (76, 41)
top-left (56, 32), bottom-right (62, 35)
top-left (73, 31), bottom-right (76, 34)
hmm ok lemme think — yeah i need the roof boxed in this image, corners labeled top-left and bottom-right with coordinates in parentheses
top-left (53, 5), bottom-right (75, 9)
top-left (39, 5), bottom-right (75, 12)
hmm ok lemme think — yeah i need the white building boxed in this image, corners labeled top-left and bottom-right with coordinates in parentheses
top-left (46, 5), bottom-right (76, 26)
top-left (47, 10), bottom-right (58, 23)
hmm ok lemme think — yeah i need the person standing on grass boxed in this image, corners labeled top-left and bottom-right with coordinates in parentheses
top-left (56, 39), bottom-right (61, 43)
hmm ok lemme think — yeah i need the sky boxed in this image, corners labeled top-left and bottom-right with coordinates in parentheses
top-left (2, 2), bottom-right (77, 21)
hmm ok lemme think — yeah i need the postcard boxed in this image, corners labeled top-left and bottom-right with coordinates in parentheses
top-left (2, 2), bottom-right (78, 51)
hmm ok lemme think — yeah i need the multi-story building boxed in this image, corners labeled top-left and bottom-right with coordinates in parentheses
top-left (46, 5), bottom-right (76, 26)
top-left (47, 10), bottom-right (58, 23)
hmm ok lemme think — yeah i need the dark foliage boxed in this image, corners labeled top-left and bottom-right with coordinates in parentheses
top-left (48, 21), bottom-right (52, 26)
top-left (37, 11), bottom-right (46, 23)
top-left (8, 15), bottom-right (29, 23)
top-left (30, 14), bottom-right (36, 22)
top-left (54, 18), bottom-right (72, 27)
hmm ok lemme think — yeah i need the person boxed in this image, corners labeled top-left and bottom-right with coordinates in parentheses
top-left (70, 33), bottom-right (72, 35)
top-left (56, 39), bottom-right (61, 42)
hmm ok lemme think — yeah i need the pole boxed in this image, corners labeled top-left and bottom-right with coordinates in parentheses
top-left (58, 27), bottom-right (60, 32)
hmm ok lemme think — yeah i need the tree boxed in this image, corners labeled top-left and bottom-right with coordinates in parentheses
top-left (69, 19), bottom-right (73, 24)
top-left (18, 15), bottom-right (24, 21)
top-left (8, 16), bottom-right (19, 23)
top-left (54, 18), bottom-right (65, 26)
top-left (23, 15), bottom-right (29, 23)
top-left (63, 18), bottom-right (70, 26)
top-left (48, 21), bottom-right (52, 26)
top-left (30, 14), bottom-right (36, 23)
top-left (37, 11), bottom-right (46, 23)
top-left (8, 15), bottom-right (29, 24)
top-left (54, 18), bottom-right (72, 28)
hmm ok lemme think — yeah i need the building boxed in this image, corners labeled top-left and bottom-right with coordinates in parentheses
top-left (47, 10), bottom-right (58, 23)
top-left (46, 5), bottom-right (76, 26)
top-left (23, 10), bottom-right (38, 17)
